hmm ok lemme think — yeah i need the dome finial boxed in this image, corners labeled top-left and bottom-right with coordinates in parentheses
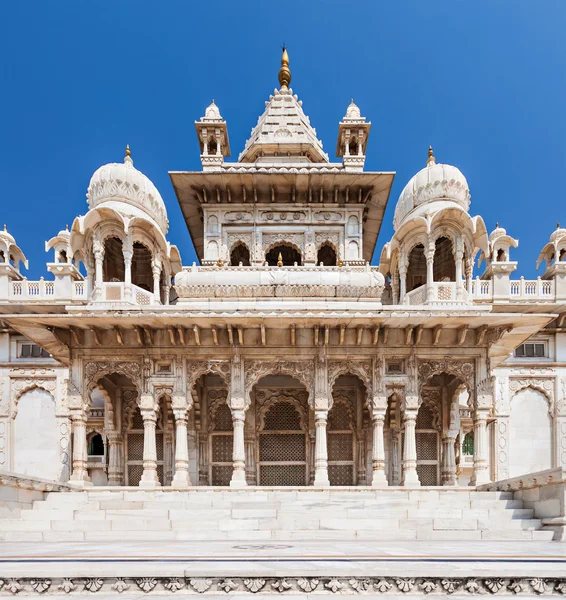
top-left (496, 222), bottom-right (499, 228)
top-left (3, 224), bottom-right (6, 232)
top-left (278, 46), bottom-right (291, 91)
top-left (426, 145), bottom-right (435, 166)
top-left (558, 222), bottom-right (561, 229)
top-left (124, 144), bottom-right (133, 165)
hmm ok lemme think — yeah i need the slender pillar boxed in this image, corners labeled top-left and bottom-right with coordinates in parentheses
top-left (93, 242), bottom-right (104, 300)
top-left (441, 434), bottom-right (458, 486)
top-left (69, 411), bottom-right (91, 486)
top-left (313, 410), bottom-right (330, 487)
top-left (107, 431), bottom-right (123, 486)
top-left (371, 409), bottom-right (388, 487)
top-left (426, 246), bottom-right (435, 302)
top-left (455, 250), bottom-right (464, 301)
top-left (123, 249), bottom-right (133, 299)
top-left (140, 409), bottom-right (161, 488)
top-left (230, 409), bottom-right (247, 487)
top-left (401, 408), bottom-right (420, 487)
top-left (470, 408), bottom-right (491, 485)
top-left (171, 409), bottom-right (191, 487)
top-left (152, 259), bottom-right (161, 300)
top-left (390, 429), bottom-right (401, 485)
top-left (399, 264), bottom-right (407, 303)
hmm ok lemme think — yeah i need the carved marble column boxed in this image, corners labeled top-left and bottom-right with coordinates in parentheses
top-left (399, 262), bottom-right (407, 303)
top-left (441, 434), bottom-right (458, 486)
top-left (171, 408), bottom-right (191, 487)
top-left (230, 409), bottom-right (247, 487)
top-left (470, 408), bottom-right (491, 486)
top-left (425, 243), bottom-right (435, 302)
top-left (69, 410), bottom-right (92, 486)
top-left (245, 438), bottom-right (256, 485)
top-left (390, 429), bottom-right (401, 485)
top-left (107, 431), bottom-right (123, 486)
top-left (455, 246), bottom-right (464, 301)
top-left (313, 410), bottom-right (330, 487)
top-left (151, 256), bottom-right (162, 300)
top-left (401, 408), bottom-right (420, 487)
top-left (123, 246), bottom-right (133, 300)
top-left (371, 409), bottom-right (388, 487)
top-left (93, 240), bottom-right (104, 300)
top-left (140, 408), bottom-right (161, 488)
top-left (357, 434), bottom-right (366, 485)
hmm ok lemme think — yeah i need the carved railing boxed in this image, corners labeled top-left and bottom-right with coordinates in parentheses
top-left (404, 282), bottom-right (469, 306)
top-left (471, 277), bottom-right (556, 302)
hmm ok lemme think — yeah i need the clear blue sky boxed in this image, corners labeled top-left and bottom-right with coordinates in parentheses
top-left (1, 1), bottom-right (564, 279)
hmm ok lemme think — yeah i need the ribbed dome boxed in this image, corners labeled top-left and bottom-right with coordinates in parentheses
top-left (0, 225), bottom-right (16, 245)
top-left (86, 150), bottom-right (168, 233)
top-left (550, 224), bottom-right (566, 243)
top-left (393, 159), bottom-right (470, 231)
top-left (489, 224), bottom-right (507, 242)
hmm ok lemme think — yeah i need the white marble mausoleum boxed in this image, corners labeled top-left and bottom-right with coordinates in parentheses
top-left (0, 49), bottom-right (565, 597)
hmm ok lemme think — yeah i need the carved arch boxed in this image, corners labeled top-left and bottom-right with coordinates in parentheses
top-left (263, 235), bottom-right (304, 256)
top-left (419, 388), bottom-right (442, 431)
top-left (509, 378), bottom-right (554, 416)
top-left (328, 360), bottom-right (373, 407)
top-left (208, 391), bottom-right (231, 432)
top-left (328, 395), bottom-right (355, 430)
top-left (256, 393), bottom-right (308, 432)
top-left (10, 379), bottom-right (57, 418)
top-left (84, 361), bottom-right (142, 396)
top-left (245, 359), bottom-right (314, 407)
top-left (186, 361), bottom-right (231, 395)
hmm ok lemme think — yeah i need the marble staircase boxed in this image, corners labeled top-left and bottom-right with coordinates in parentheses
top-left (0, 487), bottom-right (554, 542)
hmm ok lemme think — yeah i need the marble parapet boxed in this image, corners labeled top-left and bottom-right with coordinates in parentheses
top-left (175, 265), bottom-right (384, 300)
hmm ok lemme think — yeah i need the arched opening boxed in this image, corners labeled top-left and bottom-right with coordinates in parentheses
top-left (330, 373), bottom-right (368, 485)
top-left (88, 433), bottom-right (105, 456)
top-left (496, 248), bottom-right (506, 262)
top-left (415, 401), bottom-right (440, 486)
top-left (252, 374), bottom-right (310, 486)
top-left (131, 242), bottom-right (152, 291)
top-left (230, 243), bottom-right (251, 266)
top-left (407, 244), bottom-right (426, 291)
top-left (208, 137), bottom-right (218, 156)
top-left (433, 236), bottom-right (456, 282)
top-left (0, 250), bottom-right (5, 263)
top-left (349, 138), bottom-right (358, 155)
top-left (347, 240), bottom-right (359, 260)
top-left (58, 250), bottom-right (68, 263)
top-left (103, 237), bottom-right (125, 282)
top-left (266, 244), bottom-right (302, 266)
top-left (208, 215), bottom-right (219, 235)
top-left (560, 248), bottom-right (566, 262)
top-left (317, 243), bottom-right (337, 266)
top-left (509, 388), bottom-right (552, 477)
top-left (259, 397), bottom-right (307, 486)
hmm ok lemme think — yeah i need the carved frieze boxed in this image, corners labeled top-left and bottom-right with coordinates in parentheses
top-left (328, 360), bottom-right (373, 404)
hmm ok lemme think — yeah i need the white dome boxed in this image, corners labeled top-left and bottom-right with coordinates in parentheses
top-left (0, 225), bottom-right (16, 245)
top-left (550, 224), bottom-right (566, 243)
top-left (489, 224), bottom-right (507, 242)
top-left (203, 100), bottom-right (222, 121)
top-left (393, 159), bottom-right (470, 231)
top-left (86, 150), bottom-right (168, 234)
top-left (344, 101), bottom-right (361, 120)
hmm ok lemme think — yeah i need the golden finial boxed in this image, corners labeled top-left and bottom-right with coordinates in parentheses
top-left (217, 258), bottom-right (223, 267)
top-left (126, 144), bottom-right (131, 157)
top-left (278, 46), bottom-right (291, 91)
top-left (338, 258), bottom-right (344, 268)
top-left (277, 252), bottom-right (283, 267)
top-left (426, 145), bottom-right (435, 166)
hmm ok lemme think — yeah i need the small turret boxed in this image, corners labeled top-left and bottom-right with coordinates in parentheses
top-left (195, 100), bottom-right (230, 171)
top-left (536, 224), bottom-right (566, 299)
top-left (45, 225), bottom-right (83, 299)
top-left (0, 225), bottom-right (27, 296)
top-left (479, 223), bottom-right (519, 301)
top-left (336, 100), bottom-right (371, 172)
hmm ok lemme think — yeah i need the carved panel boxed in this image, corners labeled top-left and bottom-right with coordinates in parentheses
top-left (186, 361), bottom-right (231, 392)
top-left (418, 358), bottom-right (474, 389)
top-left (227, 233), bottom-right (253, 255)
top-left (10, 376), bottom-right (57, 418)
top-left (262, 233), bottom-right (304, 254)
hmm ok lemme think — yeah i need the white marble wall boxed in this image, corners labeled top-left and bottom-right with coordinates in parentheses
top-left (509, 388), bottom-right (552, 477)
top-left (13, 388), bottom-right (61, 480)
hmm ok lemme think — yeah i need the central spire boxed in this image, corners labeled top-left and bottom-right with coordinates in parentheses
top-left (278, 46), bottom-right (291, 90)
